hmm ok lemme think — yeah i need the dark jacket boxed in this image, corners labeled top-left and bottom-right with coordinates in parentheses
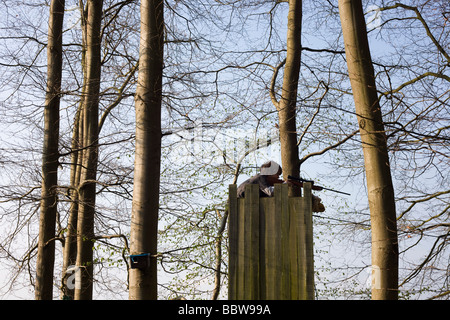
top-left (236, 174), bottom-right (274, 198)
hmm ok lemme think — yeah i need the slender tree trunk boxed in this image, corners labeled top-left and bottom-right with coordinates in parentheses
top-left (338, 0), bottom-right (398, 300)
top-left (61, 106), bottom-right (83, 300)
top-left (276, 0), bottom-right (302, 195)
top-left (129, 0), bottom-right (164, 300)
top-left (35, 0), bottom-right (65, 300)
top-left (61, 6), bottom-right (87, 298)
top-left (74, 0), bottom-right (103, 300)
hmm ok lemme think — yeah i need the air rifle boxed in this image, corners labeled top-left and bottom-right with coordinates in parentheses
top-left (287, 175), bottom-right (351, 196)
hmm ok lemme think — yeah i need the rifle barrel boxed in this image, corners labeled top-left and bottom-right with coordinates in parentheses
top-left (287, 175), bottom-right (350, 196)
top-left (320, 187), bottom-right (351, 196)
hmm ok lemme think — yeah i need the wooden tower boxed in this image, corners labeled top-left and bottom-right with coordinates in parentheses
top-left (228, 183), bottom-right (314, 300)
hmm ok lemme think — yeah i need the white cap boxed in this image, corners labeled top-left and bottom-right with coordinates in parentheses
top-left (260, 160), bottom-right (281, 176)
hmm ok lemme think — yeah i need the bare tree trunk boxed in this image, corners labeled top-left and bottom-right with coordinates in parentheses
top-left (129, 0), bottom-right (164, 300)
top-left (35, 0), bottom-right (65, 300)
top-left (61, 106), bottom-right (83, 300)
top-left (338, 0), bottom-right (398, 300)
top-left (273, 0), bottom-right (302, 195)
top-left (74, 0), bottom-right (103, 300)
top-left (61, 4), bottom-right (87, 299)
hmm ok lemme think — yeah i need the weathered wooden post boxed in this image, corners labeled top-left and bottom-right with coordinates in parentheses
top-left (228, 183), bottom-right (314, 300)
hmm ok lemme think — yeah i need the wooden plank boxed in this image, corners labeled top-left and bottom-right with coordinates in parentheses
top-left (228, 184), bottom-right (238, 300)
top-left (258, 197), bottom-right (266, 299)
top-left (273, 184), bottom-right (282, 299)
top-left (303, 182), bottom-right (315, 300)
top-left (278, 183), bottom-right (290, 299)
top-left (244, 184), bottom-right (260, 299)
top-left (261, 195), bottom-right (280, 299)
top-left (237, 197), bottom-right (246, 300)
top-left (265, 184), bottom-right (283, 299)
top-left (289, 197), bottom-right (300, 300)
top-left (294, 196), bottom-right (306, 300)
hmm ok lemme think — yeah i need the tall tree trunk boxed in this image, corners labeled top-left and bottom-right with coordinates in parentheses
top-left (61, 106), bottom-right (83, 300)
top-left (275, 0), bottom-right (302, 195)
top-left (129, 0), bottom-right (164, 300)
top-left (74, 0), bottom-right (103, 300)
top-left (35, 0), bottom-right (65, 300)
top-left (338, 0), bottom-right (398, 300)
top-left (61, 4), bottom-right (87, 299)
